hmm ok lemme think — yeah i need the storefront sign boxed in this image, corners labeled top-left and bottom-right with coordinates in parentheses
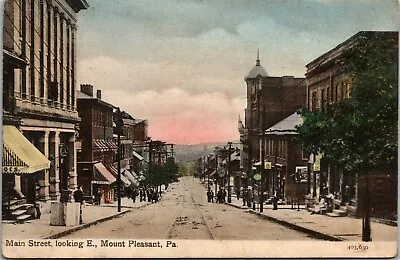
top-left (253, 173), bottom-right (262, 181)
top-left (264, 161), bottom-right (271, 170)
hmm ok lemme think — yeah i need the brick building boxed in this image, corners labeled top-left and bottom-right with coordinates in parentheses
top-left (305, 31), bottom-right (398, 218)
top-left (263, 112), bottom-right (308, 203)
top-left (76, 84), bottom-right (118, 203)
top-left (2, 0), bottom-right (88, 216)
top-left (239, 53), bottom-right (306, 193)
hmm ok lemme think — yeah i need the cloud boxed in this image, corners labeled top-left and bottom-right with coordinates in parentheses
top-left (76, 0), bottom-right (398, 144)
top-left (95, 87), bottom-right (245, 144)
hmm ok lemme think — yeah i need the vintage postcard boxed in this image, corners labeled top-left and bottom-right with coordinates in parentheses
top-left (1, 0), bottom-right (398, 258)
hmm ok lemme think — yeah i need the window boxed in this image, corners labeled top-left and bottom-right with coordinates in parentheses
top-left (321, 89), bottom-right (326, 109)
top-left (341, 82), bottom-right (346, 101)
top-left (327, 87), bottom-right (331, 104)
top-left (311, 92), bottom-right (317, 111)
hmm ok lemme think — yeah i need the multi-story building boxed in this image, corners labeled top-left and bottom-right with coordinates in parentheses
top-left (76, 84), bottom-right (118, 203)
top-left (263, 112), bottom-right (308, 203)
top-left (239, 53), bottom-right (306, 195)
top-left (2, 0), bottom-right (88, 214)
top-left (305, 31), bottom-right (398, 218)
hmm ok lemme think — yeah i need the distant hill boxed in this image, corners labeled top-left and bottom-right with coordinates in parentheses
top-left (174, 142), bottom-right (240, 163)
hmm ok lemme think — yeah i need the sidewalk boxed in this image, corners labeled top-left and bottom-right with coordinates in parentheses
top-left (2, 197), bottom-right (150, 239)
top-left (226, 198), bottom-right (397, 241)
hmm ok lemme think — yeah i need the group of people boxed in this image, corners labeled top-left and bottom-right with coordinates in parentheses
top-left (138, 187), bottom-right (161, 203)
top-left (241, 188), bottom-right (254, 207)
top-left (206, 187), bottom-right (227, 203)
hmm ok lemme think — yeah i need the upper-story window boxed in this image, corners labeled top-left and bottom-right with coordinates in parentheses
top-left (311, 91), bottom-right (317, 111)
top-left (321, 89), bottom-right (326, 109)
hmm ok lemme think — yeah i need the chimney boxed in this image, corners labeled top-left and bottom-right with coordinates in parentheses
top-left (81, 84), bottom-right (93, 97)
top-left (96, 90), bottom-right (102, 99)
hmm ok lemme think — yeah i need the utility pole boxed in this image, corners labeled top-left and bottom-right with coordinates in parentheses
top-left (215, 154), bottom-right (218, 199)
top-left (117, 107), bottom-right (121, 212)
top-left (227, 142), bottom-right (232, 203)
top-left (260, 105), bottom-right (266, 212)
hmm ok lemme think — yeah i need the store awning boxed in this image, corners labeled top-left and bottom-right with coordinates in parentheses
top-left (132, 151), bottom-right (144, 161)
top-left (2, 125), bottom-right (50, 174)
top-left (92, 140), bottom-right (107, 151)
top-left (107, 165), bottom-right (131, 186)
top-left (92, 162), bottom-right (116, 185)
top-left (123, 170), bottom-right (139, 186)
top-left (105, 140), bottom-right (117, 150)
top-left (120, 174), bottom-right (131, 187)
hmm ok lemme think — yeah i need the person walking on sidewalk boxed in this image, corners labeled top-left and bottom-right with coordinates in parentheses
top-left (73, 186), bottom-right (85, 224)
top-left (242, 188), bottom-right (247, 206)
top-left (131, 188), bottom-right (138, 203)
top-left (207, 188), bottom-right (214, 203)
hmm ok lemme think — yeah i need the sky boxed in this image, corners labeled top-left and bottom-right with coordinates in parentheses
top-left (76, 0), bottom-right (399, 145)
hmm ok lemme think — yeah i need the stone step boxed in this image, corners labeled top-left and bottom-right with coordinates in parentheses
top-left (15, 214), bottom-right (32, 223)
top-left (2, 199), bottom-right (25, 207)
top-left (11, 209), bottom-right (28, 216)
top-left (9, 203), bottom-right (32, 211)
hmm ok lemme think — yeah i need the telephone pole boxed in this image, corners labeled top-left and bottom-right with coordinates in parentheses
top-left (117, 107), bottom-right (122, 212)
top-left (260, 105), bottom-right (266, 212)
top-left (227, 142), bottom-right (232, 203)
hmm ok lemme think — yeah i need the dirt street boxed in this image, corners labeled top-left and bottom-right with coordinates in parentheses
top-left (64, 177), bottom-right (318, 240)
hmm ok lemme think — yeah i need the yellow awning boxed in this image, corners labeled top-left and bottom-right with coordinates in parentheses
top-left (2, 125), bottom-right (50, 174)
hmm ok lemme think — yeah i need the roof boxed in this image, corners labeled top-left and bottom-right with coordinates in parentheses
top-left (245, 53), bottom-right (268, 80)
top-left (306, 31), bottom-right (398, 74)
top-left (77, 91), bottom-right (115, 109)
top-left (245, 64), bottom-right (268, 80)
top-left (265, 112), bottom-right (303, 135)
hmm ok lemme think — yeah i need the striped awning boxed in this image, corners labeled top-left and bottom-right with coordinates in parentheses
top-left (123, 170), bottom-right (139, 187)
top-left (107, 165), bottom-right (131, 186)
top-left (92, 140), bottom-right (106, 151)
top-left (2, 125), bottom-right (50, 174)
top-left (132, 151), bottom-right (144, 161)
top-left (105, 140), bottom-right (117, 150)
top-left (92, 162), bottom-right (116, 185)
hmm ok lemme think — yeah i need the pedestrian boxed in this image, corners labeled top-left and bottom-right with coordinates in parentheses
top-left (206, 188), bottom-right (213, 202)
top-left (147, 189), bottom-right (151, 202)
top-left (246, 188), bottom-right (252, 207)
top-left (139, 188), bottom-right (143, 202)
top-left (94, 188), bottom-right (101, 205)
top-left (73, 186), bottom-right (84, 224)
top-left (217, 189), bottom-right (223, 203)
top-left (242, 188), bottom-right (247, 206)
top-left (222, 188), bottom-right (227, 203)
top-left (131, 188), bottom-right (137, 203)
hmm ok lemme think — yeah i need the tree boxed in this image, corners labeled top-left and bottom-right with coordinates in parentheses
top-left (297, 32), bottom-right (398, 241)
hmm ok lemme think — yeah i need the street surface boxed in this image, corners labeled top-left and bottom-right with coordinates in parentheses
top-left (65, 177), bottom-right (318, 240)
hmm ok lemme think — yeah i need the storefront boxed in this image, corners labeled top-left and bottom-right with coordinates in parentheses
top-left (2, 125), bottom-right (50, 218)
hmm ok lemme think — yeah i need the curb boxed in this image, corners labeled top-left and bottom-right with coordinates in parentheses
top-left (225, 202), bottom-right (343, 241)
top-left (44, 202), bottom-right (151, 239)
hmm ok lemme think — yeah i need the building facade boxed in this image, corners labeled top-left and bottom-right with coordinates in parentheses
top-left (305, 31), bottom-right (398, 218)
top-left (239, 53), bottom-right (306, 194)
top-left (263, 112), bottom-right (308, 203)
top-left (2, 0), bottom-right (88, 213)
top-left (76, 84), bottom-right (117, 203)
